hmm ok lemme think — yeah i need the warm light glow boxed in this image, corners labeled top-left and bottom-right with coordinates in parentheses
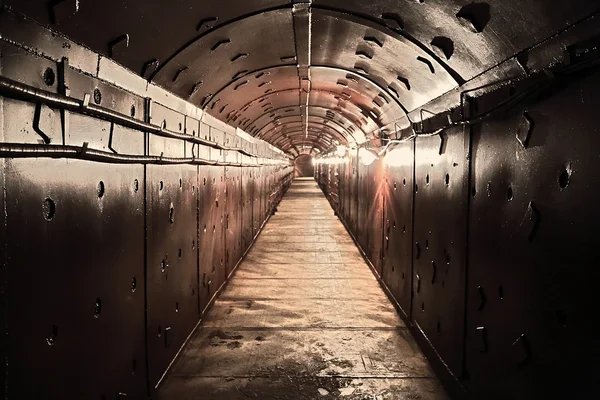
top-left (335, 145), bottom-right (349, 157)
top-left (359, 148), bottom-right (378, 166)
top-left (314, 156), bottom-right (348, 166)
top-left (383, 145), bottom-right (413, 167)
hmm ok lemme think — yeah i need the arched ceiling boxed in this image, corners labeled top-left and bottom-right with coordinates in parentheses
top-left (8, 0), bottom-right (600, 156)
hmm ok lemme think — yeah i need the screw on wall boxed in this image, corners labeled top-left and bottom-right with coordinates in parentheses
top-left (519, 201), bottom-right (540, 241)
top-left (477, 286), bottom-right (487, 311)
top-left (172, 67), bottom-right (189, 83)
top-left (196, 17), bottom-right (218, 31)
top-left (476, 326), bottom-right (488, 353)
top-left (142, 59), bottom-right (160, 80)
top-left (164, 326), bottom-right (172, 348)
top-left (108, 34), bottom-right (130, 59)
top-left (46, 325), bottom-right (58, 346)
top-left (516, 112), bottom-right (534, 148)
top-left (94, 297), bottom-right (102, 318)
top-left (211, 39), bottom-right (231, 52)
top-left (512, 334), bottom-right (531, 366)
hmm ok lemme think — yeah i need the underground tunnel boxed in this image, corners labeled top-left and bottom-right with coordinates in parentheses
top-left (1, 0), bottom-right (600, 399)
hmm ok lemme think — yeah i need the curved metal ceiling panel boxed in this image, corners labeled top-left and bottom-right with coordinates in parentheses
top-left (231, 88), bottom-right (369, 140)
top-left (311, 9), bottom-right (459, 111)
top-left (249, 105), bottom-right (359, 140)
top-left (257, 114), bottom-right (349, 141)
top-left (315, 0), bottom-right (600, 80)
top-left (6, 0), bottom-right (599, 156)
top-left (7, 0), bottom-right (289, 75)
top-left (261, 116), bottom-right (349, 144)
top-left (152, 9), bottom-right (296, 106)
top-left (206, 65), bottom-right (300, 121)
top-left (310, 67), bottom-right (404, 127)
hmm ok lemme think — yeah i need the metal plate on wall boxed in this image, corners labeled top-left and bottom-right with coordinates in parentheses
top-left (225, 167), bottom-right (243, 276)
top-left (382, 140), bottom-right (415, 318)
top-left (241, 167), bottom-right (254, 251)
top-left (366, 158), bottom-right (385, 276)
top-left (356, 154), bottom-right (371, 252)
top-left (348, 150), bottom-right (359, 233)
top-left (198, 166), bottom-right (226, 314)
top-left (146, 164), bottom-right (199, 387)
top-left (337, 161), bottom-right (349, 221)
top-left (411, 127), bottom-right (469, 379)
top-left (464, 71), bottom-right (600, 399)
top-left (5, 159), bottom-right (146, 399)
top-left (252, 168), bottom-right (263, 236)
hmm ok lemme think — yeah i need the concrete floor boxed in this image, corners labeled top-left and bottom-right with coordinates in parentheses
top-left (158, 178), bottom-right (449, 400)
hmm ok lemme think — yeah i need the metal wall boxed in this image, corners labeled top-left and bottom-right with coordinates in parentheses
top-left (317, 68), bottom-right (600, 399)
top-left (0, 20), bottom-right (294, 399)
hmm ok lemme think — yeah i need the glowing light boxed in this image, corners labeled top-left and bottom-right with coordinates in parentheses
top-left (314, 156), bottom-right (348, 165)
top-left (359, 148), bottom-right (378, 166)
top-left (383, 145), bottom-right (413, 167)
top-left (335, 145), bottom-right (349, 157)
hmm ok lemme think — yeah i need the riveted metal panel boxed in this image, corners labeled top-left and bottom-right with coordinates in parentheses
top-left (241, 167), bottom-right (254, 251)
top-left (411, 127), bottom-right (469, 379)
top-left (464, 71), bottom-right (600, 399)
top-left (65, 67), bottom-right (147, 123)
top-left (348, 149), bottom-right (359, 233)
top-left (5, 159), bottom-right (146, 399)
top-left (366, 158), bottom-right (385, 276)
top-left (149, 103), bottom-right (187, 158)
top-left (382, 139), bottom-right (415, 317)
top-left (198, 166), bottom-right (226, 314)
top-left (146, 164), bottom-right (199, 387)
top-left (252, 168), bottom-right (263, 236)
top-left (356, 154), bottom-right (371, 252)
top-left (185, 116), bottom-right (201, 159)
top-left (225, 166), bottom-right (243, 276)
top-left (337, 161), bottom-right (349, 221)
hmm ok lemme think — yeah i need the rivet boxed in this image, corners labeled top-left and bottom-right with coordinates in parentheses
top-left (477, 285), bottom-right (487, 311)
top-left (476, 326), bottom-right (488, 353)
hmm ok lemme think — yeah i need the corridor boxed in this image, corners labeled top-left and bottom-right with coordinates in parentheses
top-left (158, 178), bottom-right (448, 399)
